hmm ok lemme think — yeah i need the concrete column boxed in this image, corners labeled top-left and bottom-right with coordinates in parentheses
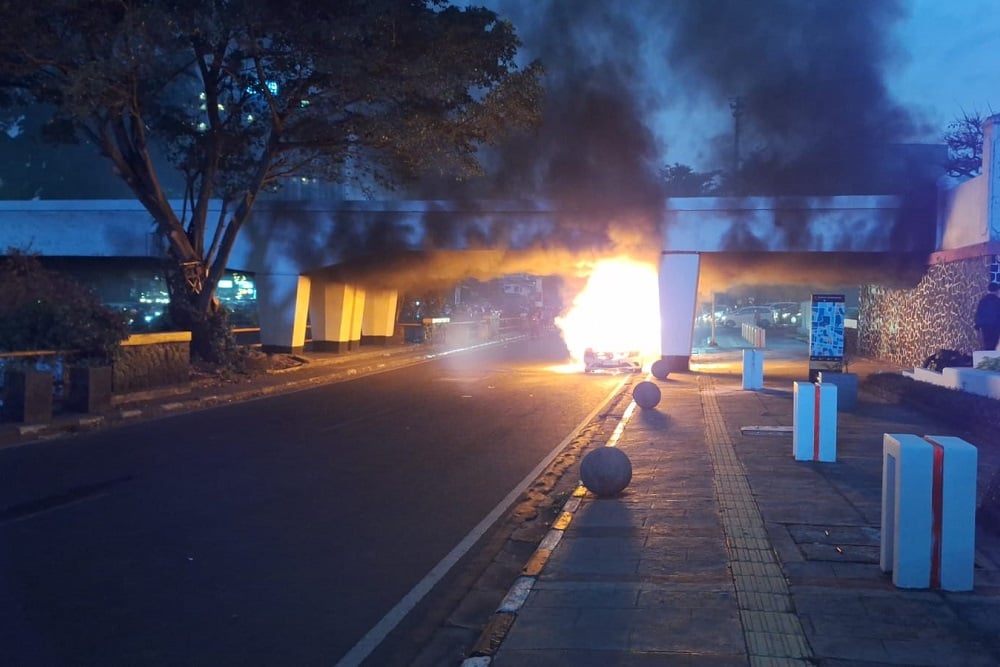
top-left (349, 288), bottom-right (366, 348)
top-left (361, 289), bottom-right (399, 346)
top-left (985, 114), bottom-right (1000, 241)
top-left (309, 281), bottom-right (365, 352)
top-left (658, 252), bottom-right (700, 371)
top-left (256, 273), bottom-right (310, 354)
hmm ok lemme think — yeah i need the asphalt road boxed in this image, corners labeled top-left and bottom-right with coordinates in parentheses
top-left (0, 335), bottom-right (623, 666)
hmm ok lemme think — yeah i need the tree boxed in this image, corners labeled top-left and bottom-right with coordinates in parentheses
top-left (0, 0), bottom-right (542, 361)
top-left (944, 110), bottom-right (986, 179)
top-left (659, 163), bottom-right (721, 197)
top-left (0, 251), bottom-right (129, 363)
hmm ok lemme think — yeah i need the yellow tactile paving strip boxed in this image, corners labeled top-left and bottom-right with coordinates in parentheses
top-left (700, 375), bottom-right (814, 666)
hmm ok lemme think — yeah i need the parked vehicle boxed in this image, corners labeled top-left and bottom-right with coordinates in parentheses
top-left (766, 302), bottom-right (803, 327)
top-left (583, 348), bottom-right (643, 373)
top-left (697, 305), bottom-right (730, 326)
top-left (721, 306), bottom-right (776, 329)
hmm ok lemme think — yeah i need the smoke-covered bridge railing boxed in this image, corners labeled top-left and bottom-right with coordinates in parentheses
top-left (400, 315), bottom-right (526, 346)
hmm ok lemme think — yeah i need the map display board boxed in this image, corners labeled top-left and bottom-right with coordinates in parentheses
top-left (808, 294), bottom-right (845, 380)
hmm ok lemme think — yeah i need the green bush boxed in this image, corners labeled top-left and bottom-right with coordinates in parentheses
top-left (0, 251), bottom-right (130, 363)
top-left (862, 372), bottom-right (1000, 436)
top-left (977, 356), bottom-right (1000, 371)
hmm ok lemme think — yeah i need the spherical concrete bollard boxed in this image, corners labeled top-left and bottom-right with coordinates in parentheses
top-left (633, 380), bottom-right (661, 409)
top-left (580, 447), bottom-right (633, 497)
top-left (650, 359), bottom-right (671, 380)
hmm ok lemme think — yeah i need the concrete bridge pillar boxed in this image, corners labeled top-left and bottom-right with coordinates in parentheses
top-left (361, 289), bottom-right (399, 345)
top-left (310, 281), bottom-right (365, 352)
top-left (659, 251), bottom-right (701, 371)
top-left (257, 273), bottom-right (311, 354)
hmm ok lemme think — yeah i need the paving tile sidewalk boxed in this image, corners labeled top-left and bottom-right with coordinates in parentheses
top-left (477, 367), bottom-right (1000, 666)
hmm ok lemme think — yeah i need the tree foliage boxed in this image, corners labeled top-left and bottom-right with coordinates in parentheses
top-left (944, 110), bottom-right (985, 178)
top-left (0, 252), bottom-right (129, 362)
top-left (0, 0), bottom-right (541, 361)
top-left (659, 163), bottom-right (721, 197)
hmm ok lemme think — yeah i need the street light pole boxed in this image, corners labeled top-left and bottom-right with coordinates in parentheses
top-left (730, 96), bottom-right (744, 195)
top-left (730, 96), bottom-right (744, 174)
top-left (710, 291), bottom-right (718, 347)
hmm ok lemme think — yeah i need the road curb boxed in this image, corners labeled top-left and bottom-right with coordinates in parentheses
top-left (0, 337), bottom-right (526, 449)
top-left (461, 490), bottom-right (582, 664)
top-left (461, 377), bottom-right (643, 664)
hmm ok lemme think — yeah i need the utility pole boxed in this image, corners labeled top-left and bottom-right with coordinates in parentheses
top-left (709, 291), bottom-right (718, 347)
top-left (729, 96), bottom-right (744, 176)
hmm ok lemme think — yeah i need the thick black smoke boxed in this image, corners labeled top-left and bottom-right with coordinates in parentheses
top-left (487, 0), bottom-right (922, 198)
top-left (468, 0), bottom-right (670, 253)
top-left (339, 1), bottom-right (935, 292)
top-left (663, 0), bottom-right (923, 193)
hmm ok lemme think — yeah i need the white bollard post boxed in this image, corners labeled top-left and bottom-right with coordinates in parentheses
top-left (792, 381), bottom-right (837, 462)
top-left (742, 349), bottom-right (763, 390)
top-left (880, 434), bottom-right (977, 591)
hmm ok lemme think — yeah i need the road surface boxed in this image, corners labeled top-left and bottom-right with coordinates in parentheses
top-left (0, 335), bottom-right (623, 666)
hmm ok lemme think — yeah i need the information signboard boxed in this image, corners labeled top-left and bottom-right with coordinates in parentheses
top-left (809, 293), bottom-right (845, 381)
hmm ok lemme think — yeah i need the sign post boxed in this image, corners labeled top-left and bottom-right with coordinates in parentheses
top-left (808, 294), bottom-right (845, 382)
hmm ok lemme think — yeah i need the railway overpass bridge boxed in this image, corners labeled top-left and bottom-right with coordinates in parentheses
top-left (2, 175), bottom-right (985, 369)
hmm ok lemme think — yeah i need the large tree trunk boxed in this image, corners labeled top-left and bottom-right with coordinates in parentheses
top-left (165, 265), bottom-right (235, 364)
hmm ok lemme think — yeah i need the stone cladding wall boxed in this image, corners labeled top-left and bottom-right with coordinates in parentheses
top-left (859, 255), bottom-right (995, 367)
top-left (114, 339), bottom-right (190, 393)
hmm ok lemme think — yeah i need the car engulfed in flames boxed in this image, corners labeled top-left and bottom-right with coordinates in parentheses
top-left (583, 348), bottom-right (643, 373)
top-left (555, 257), bottom-right (660, 374)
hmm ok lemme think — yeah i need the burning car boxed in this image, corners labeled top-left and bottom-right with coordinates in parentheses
top-left (583, 348), bottom-right (643, 373)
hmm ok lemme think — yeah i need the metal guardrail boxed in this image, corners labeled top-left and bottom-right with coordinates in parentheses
top-left (239, 318), bottom-right (528, 346)
top-left (400, 317), bottom-right (525, 345)
top-left (0, 350), bottom-right (69, 396)
top-left (3, 318), bottom-right (528, 379)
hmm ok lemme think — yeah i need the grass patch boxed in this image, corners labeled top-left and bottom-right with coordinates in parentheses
top-left (861, 372), bottom-right (1000, 438)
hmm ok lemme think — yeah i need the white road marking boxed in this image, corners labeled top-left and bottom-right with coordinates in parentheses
top-left (334, 376), bottom-right (628, 667)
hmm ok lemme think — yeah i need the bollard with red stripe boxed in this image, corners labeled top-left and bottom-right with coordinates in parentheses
top-left (792, 381), bottom-right (838, 462)
top-left (880, 434), bottom-right (977, 591)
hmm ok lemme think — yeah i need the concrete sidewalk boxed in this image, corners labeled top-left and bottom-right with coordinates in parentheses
top-left (466, 362), bottom-right (1000, 666)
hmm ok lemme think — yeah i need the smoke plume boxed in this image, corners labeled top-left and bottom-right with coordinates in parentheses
top-left (329, 0), bottom-right (933, 296)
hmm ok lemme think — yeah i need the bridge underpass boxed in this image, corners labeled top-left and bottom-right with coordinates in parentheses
top-left (0, 193), bottom-right (932, 362)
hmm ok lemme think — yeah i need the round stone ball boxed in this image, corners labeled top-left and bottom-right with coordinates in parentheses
top-left (580, 447), bottom-right (633, 497)
top-left (650, 359), bottom-right (671, 380)
top-left (633, 380), bottom-right (661, 408)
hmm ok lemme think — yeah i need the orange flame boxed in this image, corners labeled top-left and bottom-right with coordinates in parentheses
top-left (555, 258), bottom-right (661, 368)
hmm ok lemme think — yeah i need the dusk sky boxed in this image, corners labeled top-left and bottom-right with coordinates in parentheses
top-left (891, 0), bottom-right (1000, 131)
top-left (486, 0), bottom-right (1000, 172)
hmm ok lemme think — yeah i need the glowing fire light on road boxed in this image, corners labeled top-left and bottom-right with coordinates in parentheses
top-left (555, 258), bottom-right (661, 370)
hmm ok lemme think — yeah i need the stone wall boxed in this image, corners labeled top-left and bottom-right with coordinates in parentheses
top-left (114, 332), bottom-right (191, 393)
top-left (859, 256), bottom-right (992, 367)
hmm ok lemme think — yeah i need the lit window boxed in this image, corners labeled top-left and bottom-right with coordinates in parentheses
top-left (245, 80), bottom-right (280, 96)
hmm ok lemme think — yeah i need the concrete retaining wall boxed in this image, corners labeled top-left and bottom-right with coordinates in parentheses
top-left (859, 256), bottom-right (988, 367)
top-left (114, 332), bottom-right (191, 393)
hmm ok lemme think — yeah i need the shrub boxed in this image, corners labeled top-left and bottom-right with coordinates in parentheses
top-left (977, 356), bottom-right (1000, 371)
top-left (862, 372), bottom-right (1000, 436)
top-left (0, 251), bottom-right (130, 363)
